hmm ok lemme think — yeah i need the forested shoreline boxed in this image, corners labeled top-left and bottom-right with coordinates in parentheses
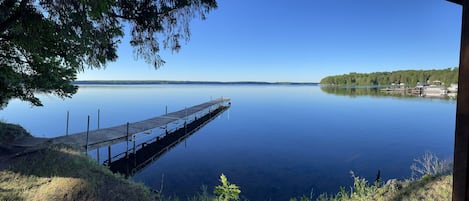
top-left (320, 68), bottom-right (459, 86)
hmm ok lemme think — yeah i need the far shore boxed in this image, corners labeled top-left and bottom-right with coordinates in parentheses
top-left (73, 80), bottom-right (318, 85)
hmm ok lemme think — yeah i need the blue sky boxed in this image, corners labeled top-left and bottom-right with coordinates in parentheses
top-left (77, 0), bottom-right (463, 82)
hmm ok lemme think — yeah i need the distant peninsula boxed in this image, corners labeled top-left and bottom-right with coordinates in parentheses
top-left (73, 80), bottom-right (318, 85)
top-left (320, 68), bottom-right (458, 87)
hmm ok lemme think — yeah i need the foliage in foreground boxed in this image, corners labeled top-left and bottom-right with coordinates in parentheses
top-left (163, 174), bottom-right (242, 201)
top-left (214, 174), bottom-right (241, 201)
top-left (0, 0), bottom-right (217, 108)
top-left (290, 152), bottom-right (452, 201)
top-left (0, 121), bottom-right (31, 144)
top-left (0, 145), bottom-right (156, 201)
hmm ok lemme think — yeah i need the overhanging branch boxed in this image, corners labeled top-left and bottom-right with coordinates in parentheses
top-left (0, 0), bottom-right (29, 34)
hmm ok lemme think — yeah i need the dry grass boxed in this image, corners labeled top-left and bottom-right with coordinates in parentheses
top-left (0, 145), bottom-right (157, 201)
top-left (388, 174), bottom-right (452, 201)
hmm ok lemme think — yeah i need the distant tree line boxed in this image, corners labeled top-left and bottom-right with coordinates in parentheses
top-left (320, 68), bottom-right (459, 87)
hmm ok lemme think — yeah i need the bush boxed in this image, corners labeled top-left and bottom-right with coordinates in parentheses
top-left (411, 151), bottom-right (451, 179)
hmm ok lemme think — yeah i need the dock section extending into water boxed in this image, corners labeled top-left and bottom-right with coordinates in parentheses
top-left (108, 105), bottom-right (229, 176)
top-left (10, 98), bottom-right (230, 161)
top-left (51, 98), bottom-right (230, 150)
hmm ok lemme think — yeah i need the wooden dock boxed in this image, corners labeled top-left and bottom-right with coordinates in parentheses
top-left (108, 105), bottom-right (229, 176)
top-left (11, 98), bottom-right (230, 151)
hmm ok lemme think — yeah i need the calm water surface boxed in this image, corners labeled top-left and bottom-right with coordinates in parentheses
top-left (1, 84), bottom-right (455, 200)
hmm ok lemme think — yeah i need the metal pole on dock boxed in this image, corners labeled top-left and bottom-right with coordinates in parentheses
top-left (86, 115), bottom-right (90, 154)
top-left (107, 145), bottom-right (111, 165)
top-left (97, 109), bottom-right (100, 129)
top-left (66, 111), bottom-right (69, 136)
top-left (126, 122), bottom-right (129, 159)
top-left (133, 135), bottom-right (136, 155)
top-left (97, 109), bottom-right (100, 162)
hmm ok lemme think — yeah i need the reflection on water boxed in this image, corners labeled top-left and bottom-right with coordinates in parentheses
top-left (320, 86), bottom-right (384, 97)
top-left (320, 86), bottom-right (456, 101)
top-left (109, 106), bottom-right (229, 177)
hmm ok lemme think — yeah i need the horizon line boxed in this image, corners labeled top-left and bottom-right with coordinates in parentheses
top-left (74, 80), bottom-right (319, 84)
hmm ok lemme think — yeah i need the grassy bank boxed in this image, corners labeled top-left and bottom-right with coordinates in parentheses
top-left (0, 144), bottom-right (157, 201)
top-left (0, 122), bottom-right (31, 145)
top-left (287, 173), bottom-right (452, 201)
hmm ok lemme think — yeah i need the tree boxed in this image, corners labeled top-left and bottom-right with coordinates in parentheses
top-left (320, 68), bottom-right (459, 86)
top-left (0, 0), bottom-right (217, 108)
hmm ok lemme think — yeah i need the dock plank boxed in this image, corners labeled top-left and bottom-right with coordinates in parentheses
top-left (49, 98), bottom-right (230, 149)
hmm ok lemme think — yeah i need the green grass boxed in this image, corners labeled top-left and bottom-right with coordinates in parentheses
top-left (0, 144), bottom-right (157, 201)
top-left (0, 121), bottom-right (31, 144)
top-left (290, 152), bottom-right (453, 201)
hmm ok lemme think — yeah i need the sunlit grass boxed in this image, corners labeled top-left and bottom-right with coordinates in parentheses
top-left (291, 152), bottom-right (453, 201)
top-left (0, 145), bottom-right (156, 201)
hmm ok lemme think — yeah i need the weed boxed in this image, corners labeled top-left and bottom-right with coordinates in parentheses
top-left (411, 151), bottom-right (451, 179)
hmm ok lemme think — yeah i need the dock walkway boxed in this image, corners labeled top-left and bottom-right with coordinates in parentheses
top-left (11, 98), bottom-right (230, 150)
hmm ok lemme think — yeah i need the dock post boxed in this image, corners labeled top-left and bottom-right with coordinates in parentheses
top-left (133, 135), bottom-right (136, 155)
top-left (165, 105), bottom-right (168, 115)
top-left (126, 122), bottom-right (129, 159)
top-left (107, 145), bottom-right (111, 165)
top-left (96, 109), bottom-right (100, 162)
top-left (86, 115), bottom-right (90, 154)
top-left (98, 109), bottom-right (100, 129)
top-left (66, 111), bottom-right (69, 136)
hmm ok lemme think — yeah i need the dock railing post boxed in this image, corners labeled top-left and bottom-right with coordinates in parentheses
top-left (126, 122), bottom-right (129, 159)
top-left (66, 111), bottom-right (69, 136)
top-left (98, 109), bottom-right (100, 129)
top-left (107, 145), bottom-right (111, 165)
top-left (97, 109), bottom-right (100, 162)
top-left (133, 135), bottom-right (136, 155)
top-left (86, 115), bottom-right (90, 154)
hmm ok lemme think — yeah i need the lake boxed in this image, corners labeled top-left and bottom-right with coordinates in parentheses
top-left (0, 84), bottom-right (455, 200)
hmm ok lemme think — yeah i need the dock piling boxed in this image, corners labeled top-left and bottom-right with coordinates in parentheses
top-left (126, 122), bottom-right (129, 159)
top-left (96, 109), bottom-right (100, 162)
top-left (66, 111), bottom-right (69, 136)
top-left (107, 145), bottom-right (111, 165)
top-left (98, 109), bottom-right (100, 129)
top-left (86, 115), bottom-right (90, 154)
top-left (133, 135), bottom-right (136, 155)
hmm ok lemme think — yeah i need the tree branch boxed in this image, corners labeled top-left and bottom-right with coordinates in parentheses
top-left (0, 0), bottom-right (29, 34)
